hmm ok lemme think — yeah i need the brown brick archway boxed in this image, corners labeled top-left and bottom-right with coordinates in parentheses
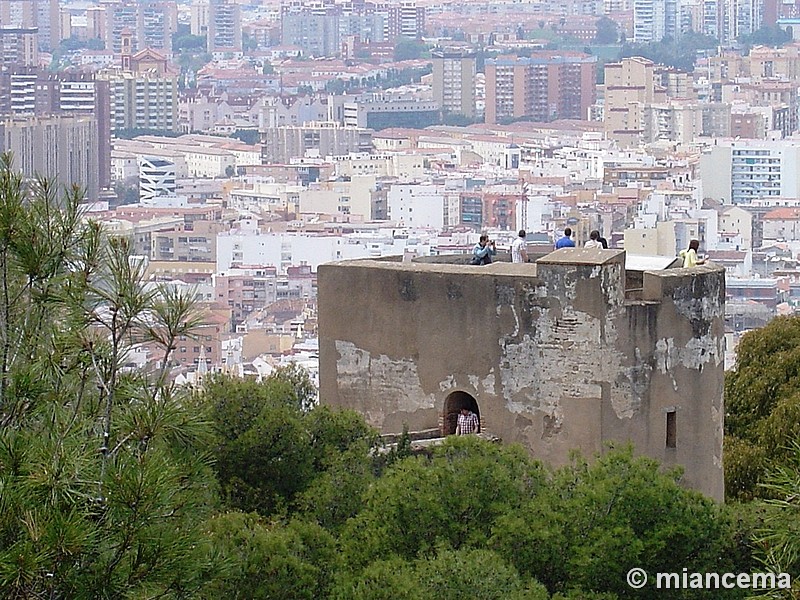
top-left (442, 391), bottom-right (480, 436)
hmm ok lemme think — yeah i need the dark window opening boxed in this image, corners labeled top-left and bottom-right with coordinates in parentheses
top-left (443, 391), bottom-right (480, 436)
top-left (666, 410), bottom-right (677, 449)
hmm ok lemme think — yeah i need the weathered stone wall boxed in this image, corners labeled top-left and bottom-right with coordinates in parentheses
top-left (318, 249), bottom-right (725, 500)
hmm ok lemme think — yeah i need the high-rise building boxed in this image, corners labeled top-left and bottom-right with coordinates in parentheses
top-left (35, 0), bottom-right (62, 51)
top-left (103, 0), bottom-right (138, 53)
top-left (0, 0), bottom-right (38, 67)
top-left (102, 0), bottom-right (177, 54)
top-left (721, 0), bottom-right (763, 44)
top-left (633, 0), bottom-right (681, 42)
top-left (603, 57), bottom-right (666, 147)
top-left (106, 70), bottom-right (178, 134)
top-left (190, 0), bottom-right (210, 36)
top-left (281, 10), bottom-right (341, 58)
top-left (0, 114), bottom-right (99, 201)
top-left (432, 47), bottom-right (477, 120)
top-left (484, 53), bottom-right (597, 125)
top-left (700, 140), bottom-right (800, 204)
top-left (99, 31), bottom-right (179, 135)
top-left (389, 0), bottom-right (425, 40)
top-left (0, 0), bottom-right (36, 28)
top-left (208, 0), bottom-right (242, 57)
top-left (0, 68), bottom-right (112, 189)
top-left (87, 6), bottom-right (108, 42)
top-left (137, 1), bottom-right (177, 55)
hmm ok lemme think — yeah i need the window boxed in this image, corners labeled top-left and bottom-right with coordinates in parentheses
top-left (666, 410), bottom-right (677, 449)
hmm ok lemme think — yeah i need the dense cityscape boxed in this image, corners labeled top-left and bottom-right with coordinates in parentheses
top-left (3, 0), bottom-right (800, 380)
top-left (2, 0), bottom-right (800, 597)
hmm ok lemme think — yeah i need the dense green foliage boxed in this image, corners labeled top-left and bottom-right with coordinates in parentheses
top-left (0, 155), bottom-right (217, 597)
top-left (595, 17), bottom-right (619, 44)
top-left (739, 25), bottom-right (792, 48)
top-left (724, 315), bottom-right (800, 594)
top-left (394, 38), bottom-right (429, 61)
top-left (725, 315), bottom-right (800, 499)
top-left (619, 32), bottom-right (718, 72)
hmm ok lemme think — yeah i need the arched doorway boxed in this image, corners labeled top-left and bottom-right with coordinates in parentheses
top-left (442, 391), bottom-right (480, 436)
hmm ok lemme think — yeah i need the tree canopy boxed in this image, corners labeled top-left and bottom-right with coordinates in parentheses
top-left (595, 17), bottom-right (619, 44)
top-left (725, 315), bottom-right (800, 499)
top-left (619, 32), bottom-right (718, 72)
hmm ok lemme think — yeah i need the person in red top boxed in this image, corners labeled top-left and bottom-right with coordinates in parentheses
top-left (456, 407), bottom-right (479, 435)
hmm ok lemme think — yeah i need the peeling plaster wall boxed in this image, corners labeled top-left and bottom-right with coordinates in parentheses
top-left (318, 252), bottom-right (725, 501)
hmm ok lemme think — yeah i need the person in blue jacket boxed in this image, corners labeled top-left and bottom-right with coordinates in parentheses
top-left (555, 227), bottom-right (576, 249)
top-left (471, 234), bottom-right (496, 265)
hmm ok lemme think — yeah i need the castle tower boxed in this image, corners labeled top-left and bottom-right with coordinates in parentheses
top-left (319, 249), bottom-right (726, 501)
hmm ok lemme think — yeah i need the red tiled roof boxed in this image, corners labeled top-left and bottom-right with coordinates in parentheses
top-left (763, 207), bottom-right (800, 220)
top-left (706, 250), bottom-right (747, 260)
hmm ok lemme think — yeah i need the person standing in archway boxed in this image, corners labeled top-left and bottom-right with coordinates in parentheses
top-left (456, 407), bottom-right (479, 435)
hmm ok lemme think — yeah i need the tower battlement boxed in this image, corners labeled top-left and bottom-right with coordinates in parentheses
top-left (319, 248), bottom-right (725, 500)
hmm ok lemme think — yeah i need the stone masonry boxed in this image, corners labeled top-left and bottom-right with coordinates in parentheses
top-left (318, 248), bottom-right (725, 501)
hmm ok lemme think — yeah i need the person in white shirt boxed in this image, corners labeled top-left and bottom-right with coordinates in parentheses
top-left (585, 230), bottom-right (604, 249)
top-left (511, 229), bottom-right (528, 263)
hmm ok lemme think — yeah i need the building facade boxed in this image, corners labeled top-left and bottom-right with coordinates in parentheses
top-left (139, 156), bottom-right (177, 201)
top-left (0, 114), bottom-right (99, 201)
top-left (260, 122), bottom-right (373, 164)
top-left (700, 140), bottom-right (800, 205)
top-left (603, 57), bottom-right (666, 147)
top-left (432, 47), bottom-right (477, 120)
top-left (485, 53), bottom-right (596, 125)
top-left (0, 68), bottom-right (111, 190)
top-left (208, 0), bottom-right (243, 57)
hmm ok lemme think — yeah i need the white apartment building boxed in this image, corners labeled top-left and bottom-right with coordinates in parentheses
top-left (386, 183), bottom-right (446, 229)
top-left (183, 146), bottom-right (236, 178)
top-left (216, 231), bottom-right (375, 273)
top-left (111, 151), bottom-right (139, 182)
top-left (700, 140), bottom-right (800, 205)
top-left (331, 153), bottom-right (424, 180)
top-left (634, 0), bottom-right (670, 42)
top-left (722, 0), bottom-right (762, 45)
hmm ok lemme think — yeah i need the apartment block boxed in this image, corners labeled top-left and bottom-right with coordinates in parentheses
top-left (215, 267), bottom-right (279, 326)
top-left (208, 0), bottom-right (243, 57)
top-left (281, 12), bottom-right (340, 57)
top-left (389, 0), bottom-right (425, 40)
top-left (341, 93), bottom-right (440, 129)
top-left (700, 140), bottom-right (800, 205)
top-left (386, 183), bottom-right (446, 229)
top-left (260, 122), bottom-right (373, 164)
top-left (0, 68), bottom-right (112, 189)
top-left (432, 47), bottom-right (477, 120)
top-left (190, 1), bottom-right (209, 36)
top-left (0, 114), bottom-right (99, 201)
top-left (603, 57), bottom-right (667, 147)
top-left (484, 53), bottom-right (596, 125)
top-left (108, 72), bottom-right (178, 133)
top-left (101, 41), bottom-right (179, 134)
